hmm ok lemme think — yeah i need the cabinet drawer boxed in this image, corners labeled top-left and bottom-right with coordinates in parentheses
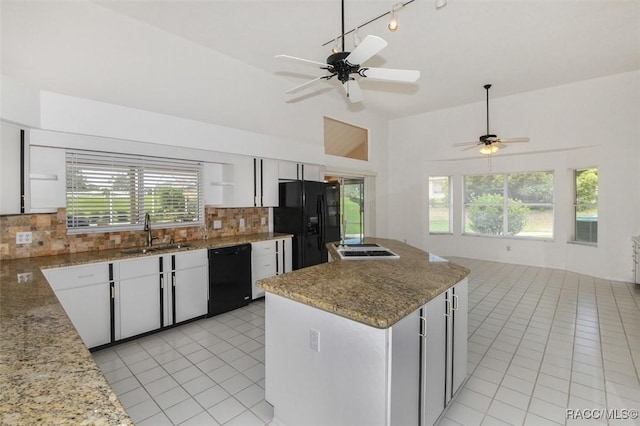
top-left (43, 262), bottom-right (110, 291)
top-left (173, 249), bottom-right (207, 270)
top-left (118, 256), bottom-right (160, 280)
top-left (252, 240), bottom-right (276, 256)
top-left (253, 256), bottom-right (277, 280)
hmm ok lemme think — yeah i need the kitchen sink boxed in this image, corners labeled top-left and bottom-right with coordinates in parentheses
top-left (120, 243), bottom-right (191, 254)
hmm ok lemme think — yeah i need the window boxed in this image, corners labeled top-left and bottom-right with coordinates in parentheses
top-left (429, 176), bottom-right (451, 233)
top-left (66, 150), bottom-right (202, 232)
top-left (463, 171), bottom-right (554, 239)
top-left (573, 167), bottom-right (598, 243)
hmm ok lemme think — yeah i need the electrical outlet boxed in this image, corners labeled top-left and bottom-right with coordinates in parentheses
top-left (310, 329), bottom-right (320, 352)
top-left (261, 217), bottom-right (266, 225)
top-left (17, 272), bottom-right (33, 283)
top-left (239, 218), bottom-right (245, 229)
top-left (213, 220), bottom-right (222, 229)
top-left (16, 232), bottom-right (33, 244)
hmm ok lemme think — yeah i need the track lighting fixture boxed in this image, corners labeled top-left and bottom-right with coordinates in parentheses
top-left (332, 37), bottom-right (341, 54)
top-left (353, 27), bottom-right (362, 47)
top-left (388, 3), bottom-right (404, 31)
top-left (322, 0), bottom-right (417, 48)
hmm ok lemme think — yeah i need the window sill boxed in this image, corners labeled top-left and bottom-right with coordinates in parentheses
top-left (568, 240), bottom-right (598, 247)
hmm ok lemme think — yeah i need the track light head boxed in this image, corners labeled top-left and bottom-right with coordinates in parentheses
top-left (388, 2), bottom-right (404, 31)
top-left (435, 0), bottom-right (447, 9)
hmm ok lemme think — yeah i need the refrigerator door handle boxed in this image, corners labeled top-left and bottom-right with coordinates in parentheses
top-left (317, 195), bottom-right (324, 250)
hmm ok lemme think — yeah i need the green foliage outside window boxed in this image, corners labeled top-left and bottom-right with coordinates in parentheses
top-left (467, 194), bottom-right (529, 236)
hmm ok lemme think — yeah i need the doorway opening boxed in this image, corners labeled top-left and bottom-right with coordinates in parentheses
top-left (325, 175), bottom-right (365, 243)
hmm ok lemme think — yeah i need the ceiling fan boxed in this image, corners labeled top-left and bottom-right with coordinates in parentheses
top-left (455, 84), bottom-right (530, 155)
top-left (275, 0), bottom-right (420, 103)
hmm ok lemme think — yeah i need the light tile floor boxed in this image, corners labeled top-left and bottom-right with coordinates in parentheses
top-left (93, 258), bottom-right (640, 425)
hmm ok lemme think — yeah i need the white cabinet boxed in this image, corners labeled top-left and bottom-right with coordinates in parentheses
top-left (116, 256), bottom-right (162, 340)
top-left (234, 156), bottom-right (279, 207)
top-left (42, 262), bottom-right (112, 349)
top-left (43, 249), bottom-right (208, 347)
top-left (251, 237), bottom-right (292, 299)
top-left (420, 278), bottom-right (468, 425)
top-left (278, 161), bottom-right (324, 182)
top-left (164, 250), bottom-right (208, 324)
top-left (0, 123), bottom-right (23, 214)
top-left (264, 278), bottom-right (468, 426)
top-left (29, 145), bottom-right (66, 213)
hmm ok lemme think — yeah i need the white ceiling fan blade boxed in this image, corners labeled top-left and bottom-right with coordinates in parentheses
top-left (454, 141), bottom-right (480, 147)
top-left (345, 35), bottom-right (387, 65)
top-left (285, 75), bottom-right (330, 94)
top-left (498, 137), bottom-right (530, 143)
top-left (342, 79), bottom-right (364, 103)
top-left (275, 54), bottom-right (327, 68)
top-left (360, 67), bottom-right (420, 83)
top-left (462, 145), bottom-right (480, 151)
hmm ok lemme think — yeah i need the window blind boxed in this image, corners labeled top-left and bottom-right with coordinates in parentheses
top-left (66, 150), bottom-right (203, 232)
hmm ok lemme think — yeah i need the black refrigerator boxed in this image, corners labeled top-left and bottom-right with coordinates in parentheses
top-left (273, 180), bottom-right (340, 270)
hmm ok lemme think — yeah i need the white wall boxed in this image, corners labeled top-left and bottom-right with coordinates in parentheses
top-left (0, 0), bottom-right (390, 233)
top-left (386, 71), bottom-right (640, 282)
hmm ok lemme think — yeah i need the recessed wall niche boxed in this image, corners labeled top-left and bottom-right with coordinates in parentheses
top-left (323, 117), bottom-right (368, 161)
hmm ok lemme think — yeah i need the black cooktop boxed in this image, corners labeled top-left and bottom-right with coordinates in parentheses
top-left (341, 250), bottom-right (397, 257)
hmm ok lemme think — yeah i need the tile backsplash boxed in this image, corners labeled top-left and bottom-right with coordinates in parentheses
top-left (0, 207), bottom-right (269, 260)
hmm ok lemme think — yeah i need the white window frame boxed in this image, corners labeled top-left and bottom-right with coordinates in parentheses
top-left (428, 175), bottom-right (452, 234)
top-left (463, 171), bottom-right (554, 240)
top-left (66, 150), bottom-right (203, 233)
top-left (572, 167), bottom-right (598, 245)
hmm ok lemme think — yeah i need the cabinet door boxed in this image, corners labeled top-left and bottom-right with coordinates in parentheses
top-left (301, 164), bottom-right (323, 182)
top-left (278, 160), bottom-right (299, 181)
top-left (55, 282), bottom-right (111, 348)
top-left (451, 279), bottom-right (468, 397)
top-left (173, 250), bottom-right (209, 323)
top-left (276, 237), bottom-right (293, 274)
top-left (0, 123), bottom-right (22, 214)
top-left (232, 155), bottom-right (256, 207)
top-left (421, 291), bottom-right (447, 426)
top-left (29, 145), bottom-right (66, 213)
top-left (173, 265), bottom-right (208, 323)
top-left (117, 257), bottom-right (162, 340)
top-left (43, 262), bottom-right (112, 349)
top-left (390, 308), bottom-right (421, 426)
top-left (260, 158), bottom-right (279, 207)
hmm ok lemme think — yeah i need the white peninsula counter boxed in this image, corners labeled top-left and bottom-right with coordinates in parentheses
top-left (257, 238), bottom-right (470, 426)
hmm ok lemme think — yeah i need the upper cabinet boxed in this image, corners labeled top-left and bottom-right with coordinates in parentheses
top-left (29, 145), bottom-right (66, 213)
top-left (0, 123), bottom-right (24, 214)
top-left (234, 156), bottom-right (278, 207)
top-left (278, 161), bottom-right (324, 182)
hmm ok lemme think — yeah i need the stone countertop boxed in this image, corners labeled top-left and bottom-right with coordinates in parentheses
top-left (0, 232), bottom-right (291, 425)
top-left (257, 238), bottom-right (470, 329)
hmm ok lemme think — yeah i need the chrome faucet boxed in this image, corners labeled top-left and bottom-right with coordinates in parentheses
top-left (144, 213), bottom-right (154, 247)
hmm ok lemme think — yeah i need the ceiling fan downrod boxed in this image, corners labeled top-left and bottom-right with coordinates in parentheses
top-left (483, 84), bottom-right (496, 143)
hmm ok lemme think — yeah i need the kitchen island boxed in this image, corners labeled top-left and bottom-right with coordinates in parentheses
top-left (258, 238), bottom-right (470, 426)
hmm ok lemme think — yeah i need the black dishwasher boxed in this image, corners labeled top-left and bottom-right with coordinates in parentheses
top-left (208, 244), bottom-right (252, 317)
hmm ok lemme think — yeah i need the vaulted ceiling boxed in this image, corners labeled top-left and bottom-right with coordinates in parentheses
top-left (95, 0), bottom-right (640, 119)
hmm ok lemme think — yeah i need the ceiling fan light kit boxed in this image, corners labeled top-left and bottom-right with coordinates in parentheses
top-left (454, 84), bottom-right (530, 156)
top-left (276, 0), bottom-right (420, 104)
